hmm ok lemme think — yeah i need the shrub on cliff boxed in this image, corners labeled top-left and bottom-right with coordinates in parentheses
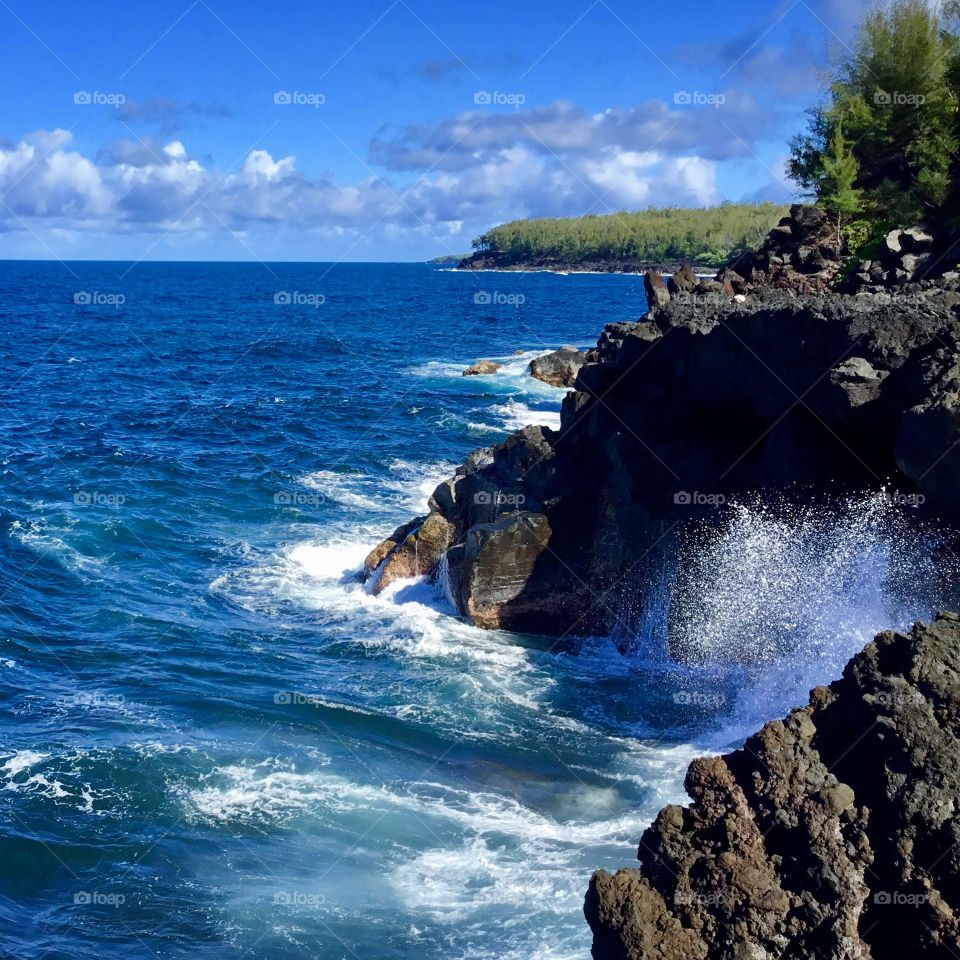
top-left (790, 0), bottom-right (960, 242)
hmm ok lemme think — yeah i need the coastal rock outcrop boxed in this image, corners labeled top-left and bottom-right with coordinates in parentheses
top-left (529, 347), bottom-right (587, 387)
top-left (585, 613), bottom-right (960, 959)
top-left (364, 282), bottom-right (960, 633)
top-left (463, 359), bottom-right (501, 376)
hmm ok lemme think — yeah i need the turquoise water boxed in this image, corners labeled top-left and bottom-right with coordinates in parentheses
top-left (0, 262), bottom-right (940, 959)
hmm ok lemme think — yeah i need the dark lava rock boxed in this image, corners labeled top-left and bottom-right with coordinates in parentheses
top-left (364, 284), bottom-right (960, 633)
top-left (529, 347), bottom-right (587, 388)
top-left (585, 613), bottom-right (960, 959)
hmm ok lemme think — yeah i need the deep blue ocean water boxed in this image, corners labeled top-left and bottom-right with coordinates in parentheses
top-left (0, 262), bottom-right (943, 959)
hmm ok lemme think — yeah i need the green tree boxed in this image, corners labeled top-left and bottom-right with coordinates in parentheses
top-left (789, 0), bottom-right (960, 226)
top-left (818, 123), bottom-right (863, 243)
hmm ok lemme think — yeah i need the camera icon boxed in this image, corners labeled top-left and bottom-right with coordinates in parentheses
top-left (673, 91), bottom-right (692, 105)
top-left (673, 491), bottom-right (692, 505)
top-left (473, 91), bottom-right (492, 105)
top-left (274, 291), bottom-right (291, 305)
top-left (274, 692), bottom-right (292, 705)
top-left (73, 91), bottom-right (91, 105)
top-left (673, 692), bottom-right (692, 705)
top-left (273, 91), bottom-right (292, 105)
top-left (74, 891), bottom-right (91, 905)
top-left (273, 891), bottom-right (292, 904)
top-left (874, 90), bottom-right (892, 105)
top-left (74, 291), bottom-right (92, 305)
top-left (874, 891), bottom-right (891, 905)
top-left (273, 491), bottom-right (293, 505)
top-left (473, 491), bottom-right (492, 505)
top-left (473, 291), bottom-right (492, 305)
top-left (74, 491), bottom-right (91, 505)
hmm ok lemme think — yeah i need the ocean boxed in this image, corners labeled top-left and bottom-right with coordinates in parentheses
top-left (0, 261), bottom-right (941, 959)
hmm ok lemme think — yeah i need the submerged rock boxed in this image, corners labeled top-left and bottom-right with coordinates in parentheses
top-left (585, 613), bottom-right (960, 959)
top-left (463, 359), bottom-right (502, 376)
top-left (529, 347), bottom-right (587, 387)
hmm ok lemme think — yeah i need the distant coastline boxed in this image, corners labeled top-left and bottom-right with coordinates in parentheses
top-left (453, 251), bottom-right (713, 275)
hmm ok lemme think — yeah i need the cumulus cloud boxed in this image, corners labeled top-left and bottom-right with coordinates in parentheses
top-left (0, 118), bottom-right (725, 242)
top-left (370, 97), bottom-right (773, 171)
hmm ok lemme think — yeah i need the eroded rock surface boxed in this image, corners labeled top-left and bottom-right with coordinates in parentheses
top-left (529, 347), bottom-right (587, 387)
top-left (585, 613), bottom-right (960, 959)
top-left (365, 282), bottom-right (960, 632)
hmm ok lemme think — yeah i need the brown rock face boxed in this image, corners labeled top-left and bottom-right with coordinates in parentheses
top-left (529, 347), bottom-right (587, 388)
top-left (365, 512), bottom-right (454, 594)
top-left (585, 614), bottom-right (960, 959)
top-left (457, 511), bottom-right (553, 628)
top-left (463, 359), bottom-right (502, 376)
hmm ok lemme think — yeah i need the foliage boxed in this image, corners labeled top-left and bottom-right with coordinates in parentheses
top-left (471, 203), bottom-right (787, 268)
top-left (790, 0), bottom-right (960, 228)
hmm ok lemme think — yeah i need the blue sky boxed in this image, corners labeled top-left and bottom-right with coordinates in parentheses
top-left (0, 0), bottom-right (863, 261)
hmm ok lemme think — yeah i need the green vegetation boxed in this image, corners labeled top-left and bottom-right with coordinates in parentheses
top-left (790, 0), bottom-right (960, 247)
top-left (426, 254), bottom-right (470, 265)
top-left (470, 204), bottom-right (788, 269)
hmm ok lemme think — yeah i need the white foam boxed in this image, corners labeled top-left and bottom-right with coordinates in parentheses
top-left (489, 401), bottom-right (562, 432)
top-left (1, 750), bottom-right (49, 778)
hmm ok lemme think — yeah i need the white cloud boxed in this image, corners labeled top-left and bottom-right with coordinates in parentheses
top-left (0, 114), bottom-right (731, 251)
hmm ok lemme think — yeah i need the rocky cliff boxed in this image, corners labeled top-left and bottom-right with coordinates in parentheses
top-left (585, 613), bottom-right (960, 959)
top-left (364, 281), bottom-right (960, 635)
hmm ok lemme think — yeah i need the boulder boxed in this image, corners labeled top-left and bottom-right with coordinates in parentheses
top-left (585, 614), bottom-right (960, 959)
top-left (666, 264), bottom-right (699, 295)
top-left (529, 347), bottom-right (587, 388)
top-left (367, 512), bottom-right (454, 594)
top-left (456, 511), bottom-right (553, 629)
top-left (463, 359), bottom-right (501, 376)
top-left (643, 271), bottom-right (671, 311)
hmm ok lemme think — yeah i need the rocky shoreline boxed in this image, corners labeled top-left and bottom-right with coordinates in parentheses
top-left (365, 279), bottom-right (960, 635)
top-left (456, 251), bottom-right (713, 275)
top-left (586, 613), bottom-right (960, 959)
top-left (366, 207), bottom-right (960, 956)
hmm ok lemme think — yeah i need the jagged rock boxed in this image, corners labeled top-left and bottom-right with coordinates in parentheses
top-left (366, 512), bottom-right (454, 594)
top-left (365, 277), bottom-right (960, 633)
top-left (456, 511), bottom-right (553, 629)
top-left (529, 347), bottom-right (587, 388)
top-left (463, 359), bottom-right (501, 376)
top-left (585, 614), bottom-right (960, 959)
top-left (902, 226), bottom-right (934, 251)
top-left (884, 228), bottom-right (904, 256)
top-left (644, 271), bottom-right (671, 310)
top-left (667, 264), bottom-right (699, 295)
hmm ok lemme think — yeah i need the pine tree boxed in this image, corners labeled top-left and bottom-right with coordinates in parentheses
top-left (818, 124), bottom-right (863, 244)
